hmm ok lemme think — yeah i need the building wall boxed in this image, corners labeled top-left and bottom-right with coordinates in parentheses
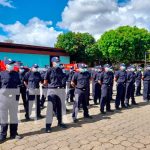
top-left (0, 52), bottom-right (70, 67)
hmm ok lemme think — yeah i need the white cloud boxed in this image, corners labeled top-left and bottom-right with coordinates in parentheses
top-left (0, 17), bottom-right (62, 47)
top-left (0, 0), bottom-right (14, 8)
top-left (58, 0), bottom-right (150, 39)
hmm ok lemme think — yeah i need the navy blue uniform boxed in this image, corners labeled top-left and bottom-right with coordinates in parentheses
top-left (92, 71), bottom-right (102, 104)
top-left (19, 70), bottom-right (28, 111)
top-left (135, 71), bottom-right (142, 96)
top-left (99, 71), bottom-right (112, 112)
top-left (143, 70), bottom-right (150, 101)
top-left (40, 70), bottom-right (47, 107)
top-left (109, 71), bottom-right (114, 100)
top-left (72, 72), bottom-right (90, 120)
top-left (125, 71), bottom-right (136, 106)
top-left (85, 71), bottom-right (91, 106)
top-left (44, 67), bottom-right (64, 128)
top-left (66, 71), bottom-right (75, 102)
top-left (24, 71), bottom-right (42, 119)
top-left (0, 70), bottom-right (21, 139)
top-left (115, 70), bottom-right (127, 109)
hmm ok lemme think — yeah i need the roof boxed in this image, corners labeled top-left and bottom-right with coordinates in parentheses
top-left (0, 42), bottom-right (69, 56)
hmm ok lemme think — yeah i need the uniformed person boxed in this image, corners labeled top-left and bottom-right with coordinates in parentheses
top-left (92, 66), bottom-right (102, 105)
top-left (109, 66), bottom-right (114, 100)
top-left (98, 64), bottom-right (113, 114)
top-left (84, 65), bottom-right (91, 106)
top-left (44, 57), bottom-right (67, 133)
top-left (66, 66), bottom-right (75, 103)
top-left (125, 65), bottom-right (137, 108)
top-left (143, 65), bottom-right (150, 101)
top-left (71, 63), bottom-right (92, 123)
top-left (24, 64), bottom-right (43, 120)
top-left (135, 66), bottom-right (142, 96)
top-left (19, 66), bottom-right (28, 112)
top-left (115, 63), bottom-right (127, 110)
top-left (40, 67), bottom-right (48, 108)
top-left (0, 59), bottom-right (22, 143)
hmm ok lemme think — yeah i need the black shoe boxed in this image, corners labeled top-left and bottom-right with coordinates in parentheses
top-left (132, 102), bottom-right (138, 105)
top-left (107, 109), bottom-right (114, 112)
top-left (58, 123), bottom-right (67, 129)
top-left (10, 134), bottom-right (22, 140)
top-left (73, 119), bottom-right (79, 123)
top-left (116, 107), bottom-right (121, 110)
top-left (45, 128), bottom-right (51, 133)
top-left (25, 115), bottom-right (30, 121)
top-left (37, 115), bottom-right (44, 119)
top-left (0, 136), bottom-right (6, 143)
top-left (101, 111), bottom-right (106, 114)
top-left (84, 115), bottom-right (93, 119)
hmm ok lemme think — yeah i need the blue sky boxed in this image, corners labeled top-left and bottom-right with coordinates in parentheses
top-left (0, 0), bottom-right (149, 47)
top-left (0, 0), bottom-right (68, 28)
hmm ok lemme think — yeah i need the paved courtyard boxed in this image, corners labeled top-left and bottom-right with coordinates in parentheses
top-left (1, 90), bottom-right (150, 150)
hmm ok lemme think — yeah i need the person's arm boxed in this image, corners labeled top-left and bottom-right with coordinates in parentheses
top-left (98, 72), bottom-right (103, 85)
top-left (23, 72), bottom-right (29, 87)
top-left (71, 73), bottom-right (77, 88)
top-left (43, 69), bottom-right (51, 86)
top-left (114, 71), bottom-right (119, 82)
top-left (142, 71), bottom-right (146, 80)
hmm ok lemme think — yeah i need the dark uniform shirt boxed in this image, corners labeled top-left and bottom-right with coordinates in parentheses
top-left (93, 71), bottom-right (102, 82)
top-left (44, 67), bottom-right (63, 88)
top-left (135, 71), bottom-right (142, 81)
top-left (143, 70), bottom-right (150, 81)
top-left (0, 70), bottom-right (21, 88)
top-left (98, 71), bottom-right (112, 85)
top-left (62, 72), bottom-right (69, 88)
top-left (67, 71), bottom-right (75, 82)
top-left (72, 72), bottom-right (90, 89)
top-left (115, 70), bottom-right (127, 83)
top-left (19, 71), bottom-right (28, 88)
top-left (24, 71), bottom-right (42, 88)
top-left (126, 71), bottom-right (136, 83)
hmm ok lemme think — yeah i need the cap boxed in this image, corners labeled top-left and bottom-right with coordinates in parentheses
top-left (5, 59), bottom-right (16, 65)
top-left (130, 65), bottom-right (135, 69)
top-left (97, 65), bottom-right (102, 69)
top-left (104, 64), bottom-right (111, 68)
top-left (78, 63), bottom-right (86, 69)
top-left (120, 63), bottom-right (126, 67)
top-left (32, 64), bottom-right (39, 68)
top-left (51, 57), bottom-right (60, 63)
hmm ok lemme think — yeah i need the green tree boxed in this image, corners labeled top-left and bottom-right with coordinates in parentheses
top-left (97, 26), bottom-right (150, 63)
top-left (55, 32), bottom-right (101, 63)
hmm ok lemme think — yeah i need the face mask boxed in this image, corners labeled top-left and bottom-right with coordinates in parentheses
top-left (84, 68), bottom-right (88, 72)
top-left (32, 68), bottom-right (38, 72)
top-left (130, 68), bottom-right (135, 72)
top-left (138, 69), bottom-right (142, 71)
top-left (19, 69), bottom-right (24, 73)
top-left (55, 63), bottom-right (60, 68)
top-left (109, 68), bottom-right (113, 72)
top-left (120, 66), bottom-right (126, 71)
top-left (62, 69), bottom-right (66, 73)
top-left (7, 65), bottom-right (14, 71)
top-left (98, 69), bottom-right (102, 72)
top-left (105, 67), bottom-right (110, 72)
top-left (79, 68), bottom-right (85, 73)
